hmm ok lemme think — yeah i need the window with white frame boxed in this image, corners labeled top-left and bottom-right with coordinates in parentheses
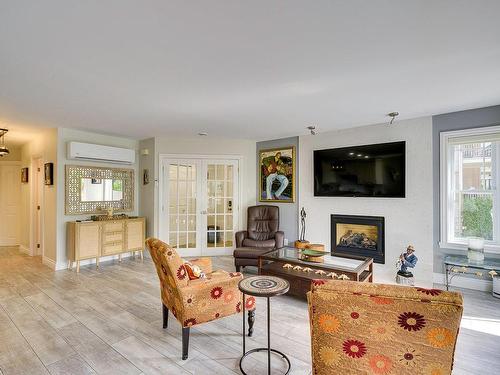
top-left (440, 126), bottom-right (500, 250)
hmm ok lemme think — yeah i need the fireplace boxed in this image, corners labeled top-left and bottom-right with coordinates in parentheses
top-left (331, 214), bottom-right (385, 264)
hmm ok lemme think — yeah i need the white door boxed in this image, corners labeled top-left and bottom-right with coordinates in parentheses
top-left (203, 160), bottom-right (239, 255)
top-left (161, 158), bottom-right (239, 256)
top-left (163, 159), bottom-right (201, 256)
top-left (0, 164), bottom-right (21, 246)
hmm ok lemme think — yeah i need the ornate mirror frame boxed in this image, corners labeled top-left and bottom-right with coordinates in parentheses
top-left (65, 165), bottom-right (135, 215)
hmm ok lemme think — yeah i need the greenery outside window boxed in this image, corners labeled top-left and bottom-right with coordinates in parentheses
top-left (440, 126), bottom-right (500, 252)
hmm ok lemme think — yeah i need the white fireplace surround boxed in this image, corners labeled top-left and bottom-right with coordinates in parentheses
top-left (298, 117), bottom-right (434, 287)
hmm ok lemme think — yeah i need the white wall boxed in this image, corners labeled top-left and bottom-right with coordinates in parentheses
top-left (299, 117), bottom-right (434, 286)
top-left (19, 128), bottom-right (58, 261)
top-left (142, 136), bottom-right (257, 241)
top-left (138, 137), bottom-right (156, 237)
top-left (56, 128), bottom-right (139, 268)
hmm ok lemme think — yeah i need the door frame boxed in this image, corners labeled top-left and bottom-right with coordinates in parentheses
top-left (30, 156), bottom-right (44, 257)
top-left (158, 153), bottom-right (243, 256)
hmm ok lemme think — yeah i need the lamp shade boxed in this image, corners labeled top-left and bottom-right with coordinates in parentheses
top-left (0, 145), bottom-right (9, 156)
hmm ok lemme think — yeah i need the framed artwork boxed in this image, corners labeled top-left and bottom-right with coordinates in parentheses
top-left (44, 162), bottom-right (54, 185)
top-left (21, 167), bottom-right (29, 183)
top-left (143, 169), bottom-right (150, 185)
top-left (259, 146), bottom-right (295, 203)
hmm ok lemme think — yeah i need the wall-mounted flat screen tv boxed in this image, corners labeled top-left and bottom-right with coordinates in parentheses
top-left (314, 141), bottom-right (406, 197)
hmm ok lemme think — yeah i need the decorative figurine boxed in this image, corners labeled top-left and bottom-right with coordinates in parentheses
top-left (397, 245), bottom-right (418, 278)
top-left (299, 207), bottom-right (307, 242)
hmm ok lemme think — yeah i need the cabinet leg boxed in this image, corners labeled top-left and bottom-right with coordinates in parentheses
top-left (76, 260), bottom-right (80, 273)
top-left (118, 254), bottom-right (122, 263)
top-left (67, 260), bottom-right (72, 270)
top-left (140, 250), bottom-right (144, 261)
top-left (96, 257), bottom-right (99, 269)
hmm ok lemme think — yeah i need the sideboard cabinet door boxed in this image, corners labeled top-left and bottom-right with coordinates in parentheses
top-left (77, 223), bottom-right (100, 259)
top-left (126, 219), bottom-right (145, 250)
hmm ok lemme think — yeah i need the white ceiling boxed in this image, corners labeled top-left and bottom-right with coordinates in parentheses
top-left (1, 1), bottom-right (500, 141)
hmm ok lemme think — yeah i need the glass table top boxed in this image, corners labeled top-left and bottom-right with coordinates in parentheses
top-left (444, 255), bottom-right (500, 270)
top-left (262, 247), bottom-right (369, 272)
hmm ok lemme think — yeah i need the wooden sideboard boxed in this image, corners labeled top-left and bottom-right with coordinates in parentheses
top-left (67, 217), bottom-right (146, 272)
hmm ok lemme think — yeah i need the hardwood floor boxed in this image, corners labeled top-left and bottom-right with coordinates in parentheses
top-left (0, 246), bottom-right (498, 374)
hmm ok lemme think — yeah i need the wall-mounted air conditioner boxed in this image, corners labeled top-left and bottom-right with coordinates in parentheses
top-left (67, 142), bottom-right (136, 164)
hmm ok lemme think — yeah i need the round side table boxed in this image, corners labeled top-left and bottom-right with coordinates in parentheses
top-left (238, 275), bottom-right (291, 375)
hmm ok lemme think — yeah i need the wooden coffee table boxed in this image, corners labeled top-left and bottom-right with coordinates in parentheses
top-left (258, 247), bottom-right (373, 298)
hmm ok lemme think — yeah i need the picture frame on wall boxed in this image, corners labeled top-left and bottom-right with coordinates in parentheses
top-left (44, 162), bottom-right (54, 185)
top-left (21, 167), bottom-right (29, 183)
top-left (259, 146), bottom-right (295, 203)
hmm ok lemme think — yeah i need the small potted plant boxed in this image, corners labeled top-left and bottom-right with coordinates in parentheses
top-left (489, 270), bottom-right (499, 299)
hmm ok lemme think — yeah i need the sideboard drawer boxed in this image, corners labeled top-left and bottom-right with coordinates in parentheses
top-left (102, 242), bottom-right (124, 255)
top-left (103, 232), bottom-right (124, 243)
top-left (103, 221), bottom-right (124, 233)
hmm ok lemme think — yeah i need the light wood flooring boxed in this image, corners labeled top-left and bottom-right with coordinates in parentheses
top-left (0, 246), bottom-right (499, 375)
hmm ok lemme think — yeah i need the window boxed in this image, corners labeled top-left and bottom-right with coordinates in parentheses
top-left (440, 126), bottom-right (500, 252)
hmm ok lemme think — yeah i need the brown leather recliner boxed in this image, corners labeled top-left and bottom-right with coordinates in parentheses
top-left (233, 205), bottom-right (284, 271)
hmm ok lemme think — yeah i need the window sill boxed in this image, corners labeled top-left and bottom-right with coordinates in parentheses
top-left (439, 241), bottom-right (500, 254)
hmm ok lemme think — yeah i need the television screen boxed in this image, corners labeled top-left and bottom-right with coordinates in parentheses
top-left (314, 141), bottom-right (405, 197)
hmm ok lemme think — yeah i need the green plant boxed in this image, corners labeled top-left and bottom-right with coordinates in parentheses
top-left (462, 195), bottom-right (493, 240)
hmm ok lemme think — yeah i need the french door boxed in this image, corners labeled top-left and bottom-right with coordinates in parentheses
top-left (160, 157), bottom-right (239, 256)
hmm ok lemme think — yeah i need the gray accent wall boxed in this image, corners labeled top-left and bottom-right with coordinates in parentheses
top-left (256, 137), bottom-right (299, 243)
top-left (433, 105), bottom-right (500, 273)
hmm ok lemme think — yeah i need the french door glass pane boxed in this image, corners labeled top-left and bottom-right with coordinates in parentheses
top-left (206, 162), bottom-right (235, 248)
top-left (168, 163), bottom-right (197, 249)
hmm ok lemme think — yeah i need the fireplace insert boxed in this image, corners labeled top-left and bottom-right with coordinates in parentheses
top-left (331, 214), bottom-right (385, 264)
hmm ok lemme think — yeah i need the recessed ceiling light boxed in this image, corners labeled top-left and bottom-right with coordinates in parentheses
top-left (349, 152), bottom-right (354, 156)
top-left (198, 132), bottom-right (208, 136)
top-left (364, 155), bottom-right (369, 158)
top-left (357, 154), bottom-right (362, 157)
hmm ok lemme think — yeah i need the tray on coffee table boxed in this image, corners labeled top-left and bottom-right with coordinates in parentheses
top-left (258, 247), bottom-right (373, 298)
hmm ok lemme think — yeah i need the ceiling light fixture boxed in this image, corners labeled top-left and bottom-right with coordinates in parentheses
top-left (198, 132), bottom-right (208, 136)
top-left (0, 128), bottom-right (9, 157)
top-left (388, 112), bottom-right (399, 125)
top-left (307, 126), bottom-right (316, 135)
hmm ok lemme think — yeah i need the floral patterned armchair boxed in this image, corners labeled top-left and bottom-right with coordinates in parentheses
top-left (307, 280), bottom-right (463, 375)
top-left (146, 238), bottom-right (256, 360)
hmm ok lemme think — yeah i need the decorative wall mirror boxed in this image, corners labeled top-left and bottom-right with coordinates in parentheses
top-left (65, 165), bottom-right (134, 215)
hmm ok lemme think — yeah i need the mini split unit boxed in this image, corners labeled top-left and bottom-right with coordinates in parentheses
top-left (67, 142), bottom-right (136, 164)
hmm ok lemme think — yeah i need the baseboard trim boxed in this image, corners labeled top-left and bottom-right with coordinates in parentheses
top-left (433, 272), bottom-right (492, 292)
top-left (19, 245), bottom-right (31, 255)
top-left (42, 256), bottom-right (57, 270)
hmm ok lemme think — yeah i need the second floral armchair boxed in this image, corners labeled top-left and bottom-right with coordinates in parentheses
top-left (146, 238), bottom-right (256, 360)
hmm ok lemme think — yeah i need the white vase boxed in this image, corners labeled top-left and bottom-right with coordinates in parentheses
top-left (467, 237), bottom-right (485, 264)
